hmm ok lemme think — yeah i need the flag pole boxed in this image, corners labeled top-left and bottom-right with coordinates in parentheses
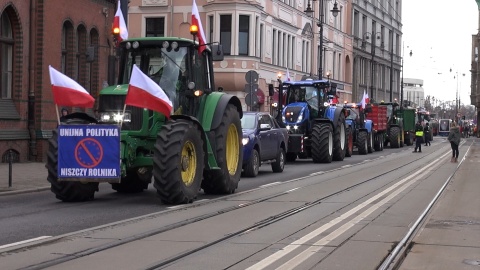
top-left (55, 104), bottom-right (60, 125)
top-left (119, 103), bottom-right (127, 128)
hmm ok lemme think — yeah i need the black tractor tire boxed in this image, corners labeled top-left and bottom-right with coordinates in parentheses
top-left (345, 127), bottom-right (354, 157)
top-left (367, 132), bottom-right (374, 153)
top-left (244, 149), bottom-right (260, 177)
top-left (153, 120), bottom-right (204, 204)
top-left (374, 133), bottom-right (384, 151)
top-left (201, 104), bottom-right (242, 194)
top-left (357, 130), bottom-right (368, 155)
top-left (46, 129), bottom-right (99, 202)
top-left (390, 126), bottom-right (401, 148)
top-left (271, 148), bottom-right (286, 173)
top-left (286, 152), bottom-right (297, 162)
top-left (111, 169), bottom-right (151, 193)
top-left (311, 123), bottom-right (333, 163)
top-left (332, 113), bottom-right (347, 161)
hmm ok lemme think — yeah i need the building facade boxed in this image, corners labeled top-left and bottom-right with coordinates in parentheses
top-left (128, 0), bottom-right (353, 110)
top-left (471, 0), bottom-right (480, 125)
top-left (0, 0), bottom-right (117, 163)
top-left (403, 78), bottom-right (425, 108)
top-left (351, 0), bottom-right (402, 103)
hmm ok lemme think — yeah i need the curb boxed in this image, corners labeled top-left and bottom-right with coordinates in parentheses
top-left (0, 186), bottom-right (50, 196)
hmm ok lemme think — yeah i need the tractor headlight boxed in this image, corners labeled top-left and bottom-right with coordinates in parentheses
top-left (242, 138), bottom-right (249, 145)
top-left (99, 112), bottom-right (131, 123)
top-left (296, 114), bottom-right (303, 123)
top-left (294, 125), bottom-right (298, 130)
top-left (286, 125), bottom-right (291, 130)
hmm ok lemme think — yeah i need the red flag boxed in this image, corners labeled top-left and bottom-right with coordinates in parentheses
top-left (113, 0), bottom-right (128, 42)
top-left (126, 65), bottom-right (173, 118)
top-left (48, 66), bottom-right (95, 108)
top-left (191, 0), bottom-right (206, 53)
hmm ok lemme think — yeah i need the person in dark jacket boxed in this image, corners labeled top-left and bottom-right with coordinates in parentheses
top-left (413, 121), bottom-right (423, 153)
top-left (447, 121), bottom-right (461, 162)
top-left (60, 108), bottom-right (69, 123)
top-left (424, 122), bottom-right (431, 146)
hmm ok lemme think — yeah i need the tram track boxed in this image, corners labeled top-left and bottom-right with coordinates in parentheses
top-left (4, 142), bottom-right (454, 270)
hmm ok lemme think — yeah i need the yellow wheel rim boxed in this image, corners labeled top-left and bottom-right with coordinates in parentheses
top-left (181, 140), bottom-right (197, 186)
top-left (226, 123), bottom-right (239, 175)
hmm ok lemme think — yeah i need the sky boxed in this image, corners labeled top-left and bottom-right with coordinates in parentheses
top-left (402, 0), bottom-right (478, 106)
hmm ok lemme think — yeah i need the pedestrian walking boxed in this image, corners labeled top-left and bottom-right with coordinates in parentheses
top-left (447, 121), bottom-right (461, 162)
top-left (413, 121), bottom-right (424, 153)
top-left (424, 122), bottom-right (431, 146)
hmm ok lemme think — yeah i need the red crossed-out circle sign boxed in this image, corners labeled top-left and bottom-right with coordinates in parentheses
top-left (74, 138), bottom-right (104, 168)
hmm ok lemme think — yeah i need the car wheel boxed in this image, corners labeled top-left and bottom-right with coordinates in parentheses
top-left (244, 149), bottom-right (259, 177)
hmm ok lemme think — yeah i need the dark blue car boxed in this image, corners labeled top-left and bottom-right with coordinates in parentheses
top-left (241, 112), bottom-right (288, 177)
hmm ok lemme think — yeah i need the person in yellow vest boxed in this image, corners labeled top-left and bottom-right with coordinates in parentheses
top-left (413, 121), bottom-right (424, 153)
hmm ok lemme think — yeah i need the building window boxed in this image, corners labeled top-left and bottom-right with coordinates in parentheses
top-left (145, 18), bottom-right (165, 37)
top-left (354, 10), bottom-right (359, 38)
top-left (61, 22), bottom-right (74, 77)
top-left (0, 12), bottom-right (13, 99)
top-left (239, 15), bottom-right (249, 55)
top-left (208, 16), bottom-right (214, 44)
top-left (220, 15), bottom-right (232, 55)
top-left (272, 29), bottom-right (277, 65)
top-left (259, 23), bottom-right (264, 61)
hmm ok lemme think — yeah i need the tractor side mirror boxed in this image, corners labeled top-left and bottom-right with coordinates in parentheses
top-left (268, 84), bottom-right (274, 96)
top-left (211, 44), bottom-right (224, 61)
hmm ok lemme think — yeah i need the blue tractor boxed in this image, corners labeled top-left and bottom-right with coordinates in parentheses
top-left (343, 103), bottom-right (374, 155)
top-left (280, 80), bottom-right (347, 163)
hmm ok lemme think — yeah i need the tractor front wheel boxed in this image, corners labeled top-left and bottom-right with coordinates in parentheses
top-left (153, 120), bottom-right (204, 204)
top-left (202, 104), bottom-right (242, 194)
top-left (311, 123), bottom-right (333, 163)
top-left (46, 129), bottom-right (99, 202)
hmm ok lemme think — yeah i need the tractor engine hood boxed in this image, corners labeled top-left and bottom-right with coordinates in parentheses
top-left (282, 102), bottom-right (309, 125)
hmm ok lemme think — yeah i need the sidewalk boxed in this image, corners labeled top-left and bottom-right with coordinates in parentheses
top-left (0, 162), bottom-right (50, 195)
top-left (399, 137), bottom-right (480, 269)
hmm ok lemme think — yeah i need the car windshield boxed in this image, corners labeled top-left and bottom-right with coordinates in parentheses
top-left (241, 114), bottom-right (256, 129)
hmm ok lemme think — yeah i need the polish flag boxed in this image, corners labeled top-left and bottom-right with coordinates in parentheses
top-left (48, 65), bottom-right (95, 108)
top-left (126, 65), bottom-right (173, 118)
top-left (286, 68), bottom-right (291, 81)
top-left (192, 0), bottom-right (207, 53)
top-left (113, 0), bottom-right (128, 41)
top-left (361, 90), bottom-right (369, 109)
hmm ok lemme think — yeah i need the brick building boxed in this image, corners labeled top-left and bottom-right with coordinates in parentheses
top-left (0, 0), bottom-right (117, 163)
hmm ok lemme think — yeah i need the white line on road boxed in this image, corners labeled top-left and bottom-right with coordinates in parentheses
top-left (260, 182), bottom-right (281, 188)
top-left (0, 236), bottom-right (51, 250)
top-left (246, 151), bottom-right (450, 270)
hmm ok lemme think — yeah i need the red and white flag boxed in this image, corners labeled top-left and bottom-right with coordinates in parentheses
top-left (48, 65), bottom-right (95, 108)
top-left (191, 0), bottom-right (207, 53)
top-left (286, 68), bottom-right (291, 81)
top-left (113, 0), bottom-right (128, 41)
top-left (126, 65), bottom-right (173, 118)
top-left (361, 90), bottom-right (369, 109)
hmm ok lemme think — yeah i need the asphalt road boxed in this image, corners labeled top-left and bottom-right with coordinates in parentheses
top-left (0, 138), bottom-right (445, 248)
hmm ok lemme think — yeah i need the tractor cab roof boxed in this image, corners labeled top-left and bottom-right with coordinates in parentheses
top-left (282, 80), bottom-right (330, 87)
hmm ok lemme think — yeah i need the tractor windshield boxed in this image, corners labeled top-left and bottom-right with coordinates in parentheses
top-left (122, 46), bottom-right (188, 110)
top-left (286, 86), bottom-right (319, 108)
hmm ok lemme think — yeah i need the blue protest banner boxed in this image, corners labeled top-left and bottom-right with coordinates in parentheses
top-left (58, 125), bottom-right (120, 180)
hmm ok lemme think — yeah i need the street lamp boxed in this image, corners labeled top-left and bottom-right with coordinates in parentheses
top-left (400, 44), bottom-right (413, 108)
top-left (305, 0), bottom-right (340, 79)
top-left (450, 68), bottom-right (465, 122)
top-left (362, 32), bottom-right (382, 102)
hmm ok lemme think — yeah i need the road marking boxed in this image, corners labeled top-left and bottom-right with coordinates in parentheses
top-left (309, 171), bottom-right (324, 176)
top-left (247, 151), bottom-right (450, 270)
top-left (260, 182), bottom-right (281, 188)
top-left (341, 165), bottom-right (352, 168)
top-left (0, 236), bottom-right (51, 250)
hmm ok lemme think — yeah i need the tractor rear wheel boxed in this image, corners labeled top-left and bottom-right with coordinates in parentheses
top-left (46, 129), bottom-right (99, 202)
top-left (390, 126), bottom-right (401, 148)
top-left (357, 130), bottom-right (368, 155)
top-left (332, 113), bottom-right (346, 161)
top-left (202, 104), bottom-right (242, 194)
top-left (367, 132), bottom-right (374, 153)
top-left (311, 123), bottom-right (333, 163)
top-left (153, 120), bottom-right (204, 204)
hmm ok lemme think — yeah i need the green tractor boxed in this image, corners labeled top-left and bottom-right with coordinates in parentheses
top-left (46, 37), bottom-right (243, 204)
